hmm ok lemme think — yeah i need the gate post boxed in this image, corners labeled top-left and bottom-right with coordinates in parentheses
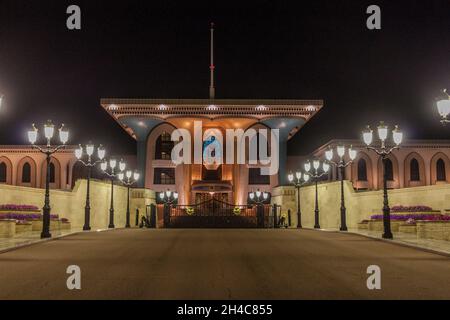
top-left (163, 204), bottom-right (170, 228)
top-left (150, 203), bottom-right (156, 228)
top-left (273, 205), bottom-right (278, 228)
top-left (256, 204), bottom-right (264, 228)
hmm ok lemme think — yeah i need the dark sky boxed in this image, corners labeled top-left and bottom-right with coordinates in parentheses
top-left (0, 0), bottom-right (449, 155)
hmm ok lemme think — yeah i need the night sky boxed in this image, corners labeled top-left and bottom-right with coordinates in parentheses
top-left (0, 0), bottom-right (449, 155)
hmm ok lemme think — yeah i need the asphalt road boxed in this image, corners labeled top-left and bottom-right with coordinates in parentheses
top-left (0, 228), bottom-right (449, 299)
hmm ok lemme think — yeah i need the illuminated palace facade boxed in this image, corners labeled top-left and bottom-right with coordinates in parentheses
top-left (100, 98), bottom-right (322, 205)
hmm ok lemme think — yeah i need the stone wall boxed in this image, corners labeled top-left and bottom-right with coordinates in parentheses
top-left (271, 181), bottom-right (450, 229)
top-left (0, 180), bottom-right (156, 230)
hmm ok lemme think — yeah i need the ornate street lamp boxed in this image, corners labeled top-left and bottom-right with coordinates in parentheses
top-left (248, 189), bottom-right (269, 205)
top-left (325, 145), bottom-right (357, 231)
top-left (304, 159), bottom-right (330, 229)
top-left (28, 120), bottom-right (69, 238)
top-left (249, 189), bottom-right (269, 228)
top-left (101, 158), bottom-right (126, 228)
top-left (75, 143), bottom-right (106, 231)
top-left (160, 190), bottom-right (178, 227)
top-left (287, 171), bottom-right (310, 228)
top-left (362, 122), bottom-right (403, 239)
top-left (436, 89), bottom-right (450, 125)
top-left (118, 170), bottom-right (140, 228)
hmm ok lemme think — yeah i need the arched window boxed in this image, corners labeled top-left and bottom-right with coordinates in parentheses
top-left (384, 159), bottom-right (394, 181)
top-left (357, 159), bottom-right (367, 181)
top-left (155, 132), bottom-right (174, 160)
top-left (410, 158), bottom-right (420, 181)
top-left (437, 159), bottom-right (446, 181)
top-left (49, 163), bottom-right (56, 183)
top-left (0, 162), bottom-right (6, 183)
top-left (22, 163), bottom-right (31, 183)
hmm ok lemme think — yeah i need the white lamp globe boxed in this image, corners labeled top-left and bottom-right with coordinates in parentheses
top-left (44, 120), bottom-right (55, 140)
top-left (304, 161), bottom-right (311, 172)
top-left (75, 145), bottom-right (83, 159)
top-left (322, 162), bottom-right (330, 173)
top-left (28, 124), bottom-right (38, 144)
top-left (126, 170), bottom-right (132, 179)
top-left (362, 126), bottom-right (373, 146)
top-left (337, 145), bottom-right (345, 158)
top-left (249, 192), bottom-right (255, 200)
top-left (392, 125), bottom-right (403, 145)
top-left (97, 145), bottom-right (106, 160)
top-left (313, 160), bottom-right (320, 170)
top-left (86, 143), bottom-right (94, 156)
top-left (133, 172), bottom-right (140, 181)
top-left (59, 124), bottom-right (69, 144)
top-left (325, 148), bottom-right (333, 161)
top-left (119, 160), bottom-right (126, 171)
top-left (295, 171), bottom-right (302, 180)
top-left (288, 173), bottom-right (294, 182)
top-left (349, 146), bottom-right (357, 160)
top-left (303, 173), bottom-right (310, 182)
top-left (109, 159), bottom-right (117, 169)
top-left (377, 122), bottom-right (388, 142)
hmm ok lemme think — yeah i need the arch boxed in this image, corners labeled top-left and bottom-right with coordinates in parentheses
top-left (41, 157), bottom-right (61, 189)
top-left (0, 156), bottom-right (13, 184)
top-left (430, 152), bottom-right (450, 184)
top-left (351, 151), bottom-right (373, 190)
top-left (17, 156), bottom-right (37, 187)
top-left (155, 131), bottom-right (174, 160)
top-left (404, 152), bottom-right (426, 187)
top-left (377, 153), bottom-right (399, 189)
top-left (146, 122), bottom-right (178, 189)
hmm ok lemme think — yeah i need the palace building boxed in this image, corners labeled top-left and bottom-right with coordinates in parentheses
top-left (99, 98), bottom-right (322, 205)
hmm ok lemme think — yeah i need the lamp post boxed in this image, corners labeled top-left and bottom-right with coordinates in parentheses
top-left (28, 120), bottom-right (69, 238)
top-left (304, 159), bottom-right (330, 229)
top-left (159, 190), bottom-right (178, 227)
top-left (287, 171), bottom-right (310, 228)
top-left (118, 170), bottom-right (140, 228)
top-left (101, 158), bottom-right (126, 228)
top-left (436, 89), bottom-right (450, 125)
top-left (75, 143), bottom-right (106, 231)
top-left (249, 189), bottom-right (269, 228)
top-left (362, 122), bottom-right (403, 239)
top-left (325, 145), bottom-right (357, 231)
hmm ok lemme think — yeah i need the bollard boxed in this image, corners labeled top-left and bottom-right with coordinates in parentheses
top-left (287, 209), bottom-right (291, 228)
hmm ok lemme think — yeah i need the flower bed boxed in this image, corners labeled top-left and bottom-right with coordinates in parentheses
top-left (391, 205), bottom-right (433, 212)
top-left (0, 204), bottom-right (40, 212)
top-left (370, 214), bottom-right (446, 221)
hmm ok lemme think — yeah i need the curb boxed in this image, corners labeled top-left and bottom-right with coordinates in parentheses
top-left (0, 227), bottom-right (123, 255)
top-left (303, 227), bottom-right (450, 258)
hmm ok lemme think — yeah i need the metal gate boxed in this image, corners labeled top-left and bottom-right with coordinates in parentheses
top-left (166, 198), bottom-right (274, 228)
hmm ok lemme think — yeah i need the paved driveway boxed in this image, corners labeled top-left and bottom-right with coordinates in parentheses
top-left (0, 228), bottom-right (449, 299)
